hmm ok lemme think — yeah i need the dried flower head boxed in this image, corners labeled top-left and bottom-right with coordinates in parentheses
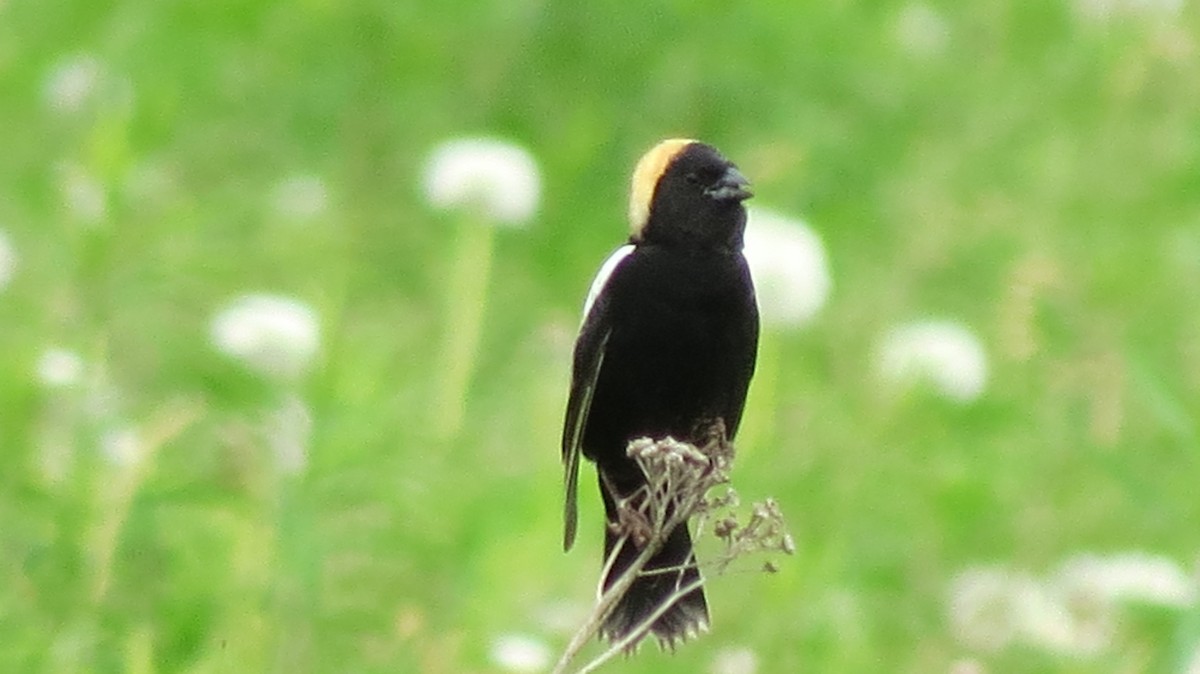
top-left (556, 424), bottom-right (793, 672)
top-left (422, 138), bottom-right (541, 226)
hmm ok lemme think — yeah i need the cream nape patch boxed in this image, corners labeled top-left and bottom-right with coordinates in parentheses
top-left (627, 139), bottom-right (696, 240)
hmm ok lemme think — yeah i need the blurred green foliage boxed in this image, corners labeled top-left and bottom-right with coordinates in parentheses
top-left (1, 0), bottom-right (1198, 672)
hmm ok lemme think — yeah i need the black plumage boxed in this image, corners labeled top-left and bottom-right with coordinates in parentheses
top-left (562, 139), bottom-right (759, 645)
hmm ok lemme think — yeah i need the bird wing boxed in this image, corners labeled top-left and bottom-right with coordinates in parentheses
top-left (562, 245), bottom-right (633, 551)
top-left (561, 311), bottom-right (611, 552)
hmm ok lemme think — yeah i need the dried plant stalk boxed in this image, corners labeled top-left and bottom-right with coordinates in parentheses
top-left (552, 421), bottom-right (794, 674)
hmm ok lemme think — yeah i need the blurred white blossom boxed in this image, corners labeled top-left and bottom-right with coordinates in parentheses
top-left (949, 659), bottom-right (987, 674)
top-left (422, 138), bottom-right (541, 226)
top-left (533, 599), bottom-right (588, 635)
top-left (43, 54), bottom-right (103, 113)
top-left (894, 3), bottom-right (950, 56)
top-left (743, 206), bottom-right (832, 328)
top-left (211, 294), bottom-right (320, 380)
top-left (949, 566), bottom-right (1112, 656)
top-left (1073, 0), bottom-right (1182, 21)
top-left (0, 228), bottom-right (16, 291)
top-left (878, 319), bottom-right (988, 403)
top-left (711, 646), bottom-right (758, 674)
top-left (123, 159), bottom-right (178, 208)
top-left (489, 633), bottom-right (550, 673)
top-left (271, 174), bottom-right (329, 222)
top-left (1055, 552), bottom-right (1197, 609)
top-left (58, 162), bottom-right (108, 225)
top-left (36, 348), bottom-right (85, 388)
top-left (948, 567), bottom-right (1030, 652)
top-left (99, 426), bottom-right (142, 467)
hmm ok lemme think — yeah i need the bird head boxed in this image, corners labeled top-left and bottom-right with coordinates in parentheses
top-left (628, 139), bottom-right (753, 250)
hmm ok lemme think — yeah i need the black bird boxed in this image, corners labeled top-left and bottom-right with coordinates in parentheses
top-left (562, 139), bottom-right (759, 646)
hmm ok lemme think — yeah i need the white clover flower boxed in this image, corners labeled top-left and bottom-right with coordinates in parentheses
top-left (1055, 552), bottom-right (1197, 609)
top-left (949, 565), bottom-right (1115, 657)
top-left (489, 633), bottom-right (550, 673)
top-left (271, 174), bottom-right (328, 222)
top-left (0, 227), bottom-right (16, 291)
top-left (58, 161), bottom-right (108, 224)
top-left (36, 348), bottom-right (85, 388)
top-left (123, 159), bottom-right (178, 207)
top-left (422, 138), bottom-right (541, 226)
top-left (43, 54), bottom-right (103, 114)
top-left (1073, 0), bottom-right (1182, 21)
top-left (878, 319), bottom-right (988, 403)
top-left (894, 3), bottom-right (950, 56)
top-left (711, 646), bottom-right (758, 674)
top-left (99, 426), bottom-right (142, 467)
top-left (1011, 575), bottom-right (1110, 656)
top-left (743, 206), bottom-right (832, 328)
top-left (948, 567), bottom-right (1030, 652)
top-left (949, 659), bottom-right (987, 674)
top-left (211, 294), bottom-right (320, 380)
top-left (533, 599), bottom-right (588, 635)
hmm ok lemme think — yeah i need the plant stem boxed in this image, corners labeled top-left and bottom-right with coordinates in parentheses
top-left (432, 215), bottom-right (494, 440)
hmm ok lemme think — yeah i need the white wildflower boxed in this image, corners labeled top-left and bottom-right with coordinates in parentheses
top-left (211, 294), bottom-right (320, 380)
top-left (533, 600), bottom-right (589, 635)
top-left (1073, 0), bottom-right (1182, 21)
top-left (1055, 552), bottom-right (1197, 609)
top-left (422, 138), bottom-right (541, 226)
top-left (43, 54), bottom-right (103, 113)
top-left (123, 159), bottom-right (177, 207)
top-left (271, 174), bottom-right (328, 222)
top-left (878, 319), bottom-right (988, 403)
top-left (99, 426), bottom-right (142, 467)
top-left (489, 633), bottom-right (550, 673)
top-left (894, 3), bottom-right (950, 56)
top-left (58, 162), bottom-right (108, 225)
top-left (36, 348), bottom-right (85, 388)
top-left (0, 228), bottom-right (16, 291)
top-left (711, 646), bottom-right (758, 674)
top-left (949, 659), bottom-right (987, 674)
top-left (948, 567), bottom-right (1030, 652)
top-left (1012, 575), bottom-right (1110, 656)
top-left (743, 206), bottom-right (832, 328)
top-left (949, 564), bottom-right (1114, 657)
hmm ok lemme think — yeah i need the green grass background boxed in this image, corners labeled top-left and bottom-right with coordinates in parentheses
top-left (2, 0), bottom-right (1199, 672)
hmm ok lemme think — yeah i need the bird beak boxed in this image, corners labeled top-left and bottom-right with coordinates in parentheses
top-left (705, 166), bottom-right (753, 202)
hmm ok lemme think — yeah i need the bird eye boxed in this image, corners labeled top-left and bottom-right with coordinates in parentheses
top-left (685, 172), bottom-right (701, 185)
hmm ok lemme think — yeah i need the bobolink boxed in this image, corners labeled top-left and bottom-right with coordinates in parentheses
top-left (562, 139), bottom-right (759, 645)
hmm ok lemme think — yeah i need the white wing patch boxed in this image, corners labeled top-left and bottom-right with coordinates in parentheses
top-left (581, 244), bottom-right (635, 323)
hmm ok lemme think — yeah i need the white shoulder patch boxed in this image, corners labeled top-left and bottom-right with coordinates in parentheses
top-left (581, 244), bottom-right (636, 322)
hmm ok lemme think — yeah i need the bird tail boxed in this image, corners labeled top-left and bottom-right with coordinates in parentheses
top-left (599, 516), bottom-right (709, 649)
